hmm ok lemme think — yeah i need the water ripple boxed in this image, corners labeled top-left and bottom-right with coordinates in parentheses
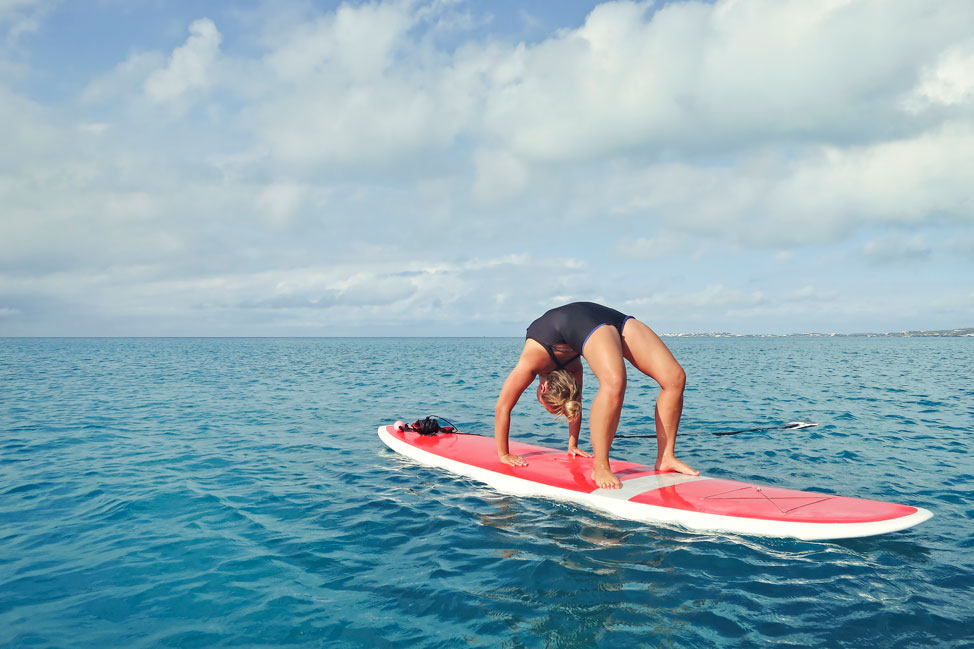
top-left (1, 337), bottom-right (971, 648)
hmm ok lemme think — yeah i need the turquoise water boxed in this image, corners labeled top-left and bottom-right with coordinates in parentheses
top-left (1, 337), bottom-right (972, 648)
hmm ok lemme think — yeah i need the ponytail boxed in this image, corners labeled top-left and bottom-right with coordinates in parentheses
top-left (540, 369), bottom-right (582, 421)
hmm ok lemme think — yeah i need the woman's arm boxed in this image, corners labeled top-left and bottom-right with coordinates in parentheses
top-left (494, 359), bottom-right (537, 466)
top-left (567, 364), bottom-right (592, 457)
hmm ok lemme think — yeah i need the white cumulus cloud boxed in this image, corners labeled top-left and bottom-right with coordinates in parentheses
top-left (481, 0), bottom-right (974, 161)
top-left (144, 18), bottom-right (222, 106)
top-left (2, 0), bottom-right (974, 335)
top-left (905, 42), bottom-right (974, 111)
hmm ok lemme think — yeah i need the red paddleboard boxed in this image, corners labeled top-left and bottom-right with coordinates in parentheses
top-left (378, 424), bottom-right (932, 540)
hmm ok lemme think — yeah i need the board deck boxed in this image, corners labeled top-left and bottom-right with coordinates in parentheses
top-left (378, 424), bottom-right (932, 540)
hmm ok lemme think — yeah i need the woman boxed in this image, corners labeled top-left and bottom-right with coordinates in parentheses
top-left (494, 302), bottom-right (697, 489)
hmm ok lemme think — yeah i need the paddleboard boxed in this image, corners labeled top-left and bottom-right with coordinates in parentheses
top-left (378, 424), bottom-right (932, 540)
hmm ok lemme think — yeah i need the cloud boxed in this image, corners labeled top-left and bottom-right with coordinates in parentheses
top-left (255, 182), bottom-right (307, 227)
top-left (77, 122), bottom-right (109, 135)
top-left (482, 0), bottom-right (974, 161)
top-left (235, 271), bottom-right (418, 310)
top-left (616, 282), bottom-right (852, 332)
top-left (787, 285), bottom-right (838, 302)
top-left (0, 84), bottom-right (61, 165)
top-left (615, 233), bottom-right (687, 259)
top-left (2, 0), bottom-right (974, 335)
top-left (200, 0), bottom-right (974, 249)
top-left (943, 235), bottom-right (974, 259)
top-left (606, 122), bottom-right (974, 248)
top-left (472, 149), bottom-right (528, 204)
top-left (904, 41), bottom-right (974, 111)
top-left (255, 76), bottom-right (461, 166)
top-left (265, 2), bottom-right (409, 82)
top-left (0, 0), bottom-right (49, 49)
top-left (249, 1), bottom-right (488, 168)
top-left (624, 284), bottom-right (769, 312)
top-left (144, 18), bottom-right (222, 106)
top-left (0, 253), bottom-right (591, 334)
top-left (861, 234), bottom-right (931, 265)
top-left (81, 50), bottom-right (166, 105)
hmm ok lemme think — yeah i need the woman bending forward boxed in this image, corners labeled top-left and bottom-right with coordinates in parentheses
top-left (494, 302), bottom-right (697, 489)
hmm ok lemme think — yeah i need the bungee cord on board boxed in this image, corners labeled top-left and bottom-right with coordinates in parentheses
top-left (393, 417), bottom-right (819, 438)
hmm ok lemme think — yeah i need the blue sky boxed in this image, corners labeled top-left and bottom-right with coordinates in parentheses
top-left (1, 0), bottom-right (972, 336)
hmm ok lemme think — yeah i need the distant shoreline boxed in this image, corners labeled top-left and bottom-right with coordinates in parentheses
top-left (661, 328), bottom-right (974, 338)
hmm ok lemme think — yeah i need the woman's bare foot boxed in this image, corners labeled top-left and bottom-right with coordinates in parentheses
top-left (655, 456), bottom-right (699, 476)
top-left (591, 464), bottom-right (622, 489)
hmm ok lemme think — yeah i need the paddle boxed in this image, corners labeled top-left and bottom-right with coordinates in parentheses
top-left (615, 420), bottom-right (819, 438)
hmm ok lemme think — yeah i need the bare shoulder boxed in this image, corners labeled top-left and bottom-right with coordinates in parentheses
top-left (497, 343), bottom-right (545, 410)
top-left (518, 339), bottom-right (551, 371)
top-left (504, 341), bottom-right (548, 389)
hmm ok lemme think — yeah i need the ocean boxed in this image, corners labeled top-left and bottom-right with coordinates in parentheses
top-left (1, 337), bottom-right (972, 648)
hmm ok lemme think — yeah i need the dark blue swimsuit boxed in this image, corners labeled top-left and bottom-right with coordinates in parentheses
top-left (526, 302), bottom-right (633, 369)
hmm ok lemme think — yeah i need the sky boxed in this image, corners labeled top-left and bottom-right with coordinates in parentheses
top-left (1, 0), bottom-right (972, 337)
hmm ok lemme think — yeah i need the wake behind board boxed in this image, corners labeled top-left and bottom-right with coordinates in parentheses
top-left (378, 424), bottom-right (932, 540)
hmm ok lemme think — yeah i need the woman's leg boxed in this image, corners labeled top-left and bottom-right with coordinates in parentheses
top-left (581, 325), bottom-right (627, 488)
top-left (620, 319), bottom-right (698, 476)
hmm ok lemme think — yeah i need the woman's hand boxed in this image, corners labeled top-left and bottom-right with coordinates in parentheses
top-left (568, 445), bottom-right (593, 458)
top-left (499, 453), bottom-right (527, 467)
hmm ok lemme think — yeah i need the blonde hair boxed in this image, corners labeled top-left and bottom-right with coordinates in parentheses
top-left (540, 369), bottom-right (581, 421)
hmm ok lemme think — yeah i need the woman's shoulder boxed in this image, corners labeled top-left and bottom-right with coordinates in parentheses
top-left (520, 338), bottom-right (552, 367)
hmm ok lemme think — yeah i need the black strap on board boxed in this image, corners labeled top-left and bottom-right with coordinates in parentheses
top-left (409, 415), bottom-right (459, 436)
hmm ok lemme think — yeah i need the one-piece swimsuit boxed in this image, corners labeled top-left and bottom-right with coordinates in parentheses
top-left (525, 302), bottom-right (633, 369)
